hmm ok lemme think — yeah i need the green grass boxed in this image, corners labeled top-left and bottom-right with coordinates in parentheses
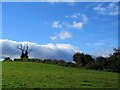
top-left (2, 62), bottom-right (119, 88)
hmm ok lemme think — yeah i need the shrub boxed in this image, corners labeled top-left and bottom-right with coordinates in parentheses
top-left (95, 56), bottom-right (106, 70)
top-left (58, 60), bottom-right (67, 66)
top-left (3, 57), bottom-right (12, 61)
top-left (21, 57), bottom-right (28, 62)
top-left (85, 61), bottom-right (95, 69)
top-left (66, 62), bottom-right (74, 67)
top-left (44, 59), bottom-right (52, 64)
top-left (14, 58), bottom-right (22, 61)
top-left (51, 60), bottom-right (59, 64)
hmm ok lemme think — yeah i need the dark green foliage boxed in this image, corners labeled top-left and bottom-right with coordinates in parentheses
top-left (84, 49), bottom-right (120, 73)
top-left (73, 63), bottom-right (82, 68)
top-left (50, 60), bottom-right (58, 64)
top-left (85, 61), bottom-right (95, 69)
top-left (66, 62), bottom-right (74, 67)
top-left (58, 60), bottom-right (67, 66)
top-left (95, 56), bottom-right (106, 70)
top-left (14, 58), bottom-right (22, 62)
top-left (21, 57), bottom-right (28, 62)
top-left (11, 47), bottom-right (120, 73)
top-left (3, 57), bottom-right (12, 61)
top-left (73, 52), bottom-right (94, 66)
top-left (43, 59), bottom-right (52, 64)
top-left (105, 54), bottom-right (120, 72)
top-left (85, 54), bottom-right (120, 73)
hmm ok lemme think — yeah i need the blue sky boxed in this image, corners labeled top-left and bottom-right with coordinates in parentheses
top-left (2, 2), bottom-right (118, 60)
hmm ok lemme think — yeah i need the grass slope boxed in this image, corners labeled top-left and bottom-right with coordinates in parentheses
top-left (2, 62), bottom-right (119, 88)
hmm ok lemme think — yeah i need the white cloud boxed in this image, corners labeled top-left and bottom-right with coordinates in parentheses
top-left (58, 31), bottom-right (72, 39)
top-left (70, 21), bottom-right (83, 30)
top-left (94, 2), bottom-right (118, 15)
top-left (65, 13), bottom-right (88, 24)
top-left (50, 31), bottom-right (72, 40)
top-left (1, 39), bottom-right (80, 62)
top-left (65, 14), bottom-right (79, 19)
top-left (52, 21), bottom-right (62, 28)
top-left (93, 49), bottom-right (113, 57)
top-left (85, 42), bottom-right (104, 46)
top-left (65, 14), bottom-right (88, 30)
top-left (82, 14), bottom-right (88, 24)
top-left (50, 36), bottom-right (57, 40)
top-left (51, 14), bottom-right (88, 30)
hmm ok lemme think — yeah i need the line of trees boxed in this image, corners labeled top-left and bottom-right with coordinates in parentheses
top-left (3, 44), bottom-right (120, 73)
top-left (73, 51), bottom-right (120, 73)
top-left (73, 47), bottom-right (120, 72)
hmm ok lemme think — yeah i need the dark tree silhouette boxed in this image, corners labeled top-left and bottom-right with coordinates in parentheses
top-left (73, 52), bottom-right (94, 66)
top-left (3, 57), bottom-right (12, 61)
top-left (17, 44), bottom-right (32, 59)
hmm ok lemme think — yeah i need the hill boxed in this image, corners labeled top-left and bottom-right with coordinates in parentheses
top-left (2, 62), bottom-right (119, 88)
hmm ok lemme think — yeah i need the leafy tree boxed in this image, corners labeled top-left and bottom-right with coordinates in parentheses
top-left (106, 53), bottom-right (120, 72)
top-left (85, 61), bottom-right (95, 69)
top-left (73, 52), bottom-right (94, 66)
top-left (95, 56), bottom-right (106, 70)
top-left (84, 54), bottom-right (94, 64)
top-left (3, 57), bottom-right (12, 61)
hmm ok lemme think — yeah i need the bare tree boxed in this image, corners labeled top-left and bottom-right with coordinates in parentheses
top-left (17, 44), bottom-right (32, 59)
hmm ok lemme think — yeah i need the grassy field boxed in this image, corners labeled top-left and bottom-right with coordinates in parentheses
top-left (2, 62), bottom-right (119, 88)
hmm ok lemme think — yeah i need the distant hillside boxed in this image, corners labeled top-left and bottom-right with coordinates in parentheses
top-left (2, 62), bottom-right (119, 88)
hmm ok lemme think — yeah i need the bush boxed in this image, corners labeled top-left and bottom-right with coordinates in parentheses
top-left (44, 59), bottom-right (52, 64)
top-left (95, 56), bottom-right (106, 70)
top-left (66, 62), bottom-right (74, 67)
top-left (58, 60), bottom-right (67, 66)
top-left (21, 57), bottom-right (28, 62)
top-left (14, 58), bottom-right (22, 61)
top-left (3, 57), bottom-right (12, 61)
top-left (105, 56), bottom-right (120, 72)
top-left (51, 60), bottom-right (59, 64)
top-left (85, 61), bottom-right (95, 69)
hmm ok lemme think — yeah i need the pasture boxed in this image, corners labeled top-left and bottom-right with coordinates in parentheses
top-left (2, 62), bottom-right (119, 88)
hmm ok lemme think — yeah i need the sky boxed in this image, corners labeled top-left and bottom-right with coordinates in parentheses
top-left (1, 2), bottom-right (118, 61)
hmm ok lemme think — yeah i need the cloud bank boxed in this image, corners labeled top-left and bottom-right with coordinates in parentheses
top-left (1, 39), bottom-right (80, 62)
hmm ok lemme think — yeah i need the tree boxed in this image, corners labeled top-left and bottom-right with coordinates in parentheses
top-left (73, 52), bottom-right (94, 66)
top-left (3, 57), bottom-right (12, 61)
top-left (105, 53), bottom-right (120, 72)
top-left (95, 56), bottom-right (106, 70)
top-left (17, 44), bottom-right (32, 59)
